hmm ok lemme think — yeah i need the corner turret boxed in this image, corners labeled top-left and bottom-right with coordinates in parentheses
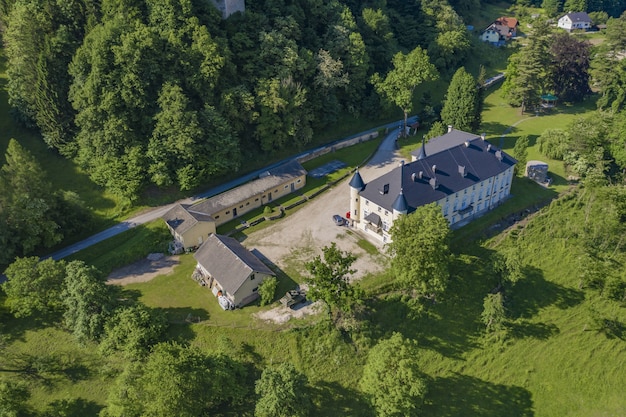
top-left (392, 188), bottom-right (408, 219)
top-left (349, 168), bottom-right (365, 222)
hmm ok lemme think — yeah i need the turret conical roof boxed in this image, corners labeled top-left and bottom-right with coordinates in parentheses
top-left (349, 169), bottom-right (365, 190)
top-left (392, 189), bottom-right (408, 213)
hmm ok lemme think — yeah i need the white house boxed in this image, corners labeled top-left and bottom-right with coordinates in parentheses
top-left (558, 12), bottom-right (592, 32)
top-left (349, 127), bottom-right (516, 243)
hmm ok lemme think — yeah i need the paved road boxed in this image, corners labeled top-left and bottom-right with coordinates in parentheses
top-left (45, 117), bottom-right (417, 261)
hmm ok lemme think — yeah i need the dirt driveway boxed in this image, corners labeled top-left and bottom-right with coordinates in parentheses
top-left (243, 131), bottom-right (404, 281)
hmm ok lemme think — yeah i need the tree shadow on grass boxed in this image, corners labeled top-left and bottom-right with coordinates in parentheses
top-left (366, 255), bottom-right (488, 360)
top-left (43, 397), bottom-right (103, 417)
top-left (508, 265), bottom-right (584, 320)
top-left (311, 380), bottom-right (375, 417)
top-left (157, 307), bottom-right (209, 343)
top-left (424, 374), bottom-right (534, 417)
top-left (508, 320), bottom-right (560, 340)
top-left (480, 120), bottom-right (513, 139)
top-left (0, 310), bottom-right (64, 344)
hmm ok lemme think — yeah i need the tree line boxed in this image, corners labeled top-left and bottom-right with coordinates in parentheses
top-left (1, 0), bottom-right (478, 202)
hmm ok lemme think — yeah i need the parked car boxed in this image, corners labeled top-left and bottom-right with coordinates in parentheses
top-left (333, 214), bottom-right (346, 226)
top-left (280, 290), bottom-right (306, 308)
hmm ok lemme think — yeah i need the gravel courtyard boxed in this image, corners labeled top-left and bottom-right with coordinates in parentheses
top-left (243, 131), bottom-right (404, 281)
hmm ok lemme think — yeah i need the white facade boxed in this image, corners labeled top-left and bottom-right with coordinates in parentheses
top-left (355, 166), bottom-right (514, 243)
top-left (558, 13), bottom-right (591, 31)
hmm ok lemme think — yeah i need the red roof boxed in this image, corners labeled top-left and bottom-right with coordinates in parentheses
top-left (496, 17), bottom-right (518, 29)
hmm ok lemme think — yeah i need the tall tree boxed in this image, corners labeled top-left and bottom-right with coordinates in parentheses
top-left (255, 77), bottom-right (314, 151)
top-left (0, 139), bottom-right (62, 265)
top-left (62, 261), bottom-right (115, 343)
top-left (422, 0), bottom-right (471, 72)
top-left (387, 203), bottom-right (452, 300)
top-left (360, 333), bottom-right (427, 417)
top-left (502, 23), bottom-right (552, 113)
top-left (147, 83), bottom-right (239, 190)
top-left (371, 47), bottom-right (438, 135)
top-left (2, 257), bottom-right (66, 318)
top-left (542, 0), bottom-right (563, 17)
top-left (304, 242), bottom-right (361, 319)
top-left (102, 342), bottom-right (247, 417)
top-left (550, 33), bottom-right (591, 102)
top-left (513, 135), bottom-right (530, 176)
top-left (4, 0), bottom-right (93, 151)
top-left (99, 304), bottom-right (168, 359)
top-left (254, 363), bottom-right (311, 417)
top-left (605, 12), bottom-right (626, 51)
top-left (440, 67), bottom-right (479, 132)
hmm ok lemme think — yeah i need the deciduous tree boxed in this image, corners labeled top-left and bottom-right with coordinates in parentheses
top-left (371, 47), bottom-right (438, 136)
top-left (62, 261), bottom-right (116, 343)
top-left (387, 203), bottom-right (452, 300)
top-left (2, 257), bottom-right (66, 318)
top-left (360, 333), bottom-right (427, 417)
top-left (255, 363), bottom-right (311, 417)
top-left (550, 33), bottom-right (591, 103)
top-left (304, 242), bottom-right (360, 317)
top-left (102, 342), bottom-right (247, 417)
top-left (481, 292), bottom-right (507, 332)
top-left (99, 304), bottom-right (168, 359)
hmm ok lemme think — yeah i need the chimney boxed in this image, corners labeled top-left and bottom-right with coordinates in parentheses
top-left (458, 165), bottom-right (466, 177)
top-left (418, 171), bottom-right (423, 179)
top-left (432, 164), bottom-right (437, 173)
top-left (411, 172), bottom-right (416, 182)
top-left (495, 150), bottom-right (503, 162)
top-left (447, 125), bottom-right (453, 133)
top-left (465, 140), bottom-right (471, 147)
top-left (429, 177), bottom-right (438, 190)
top-left (481, 132), bottom-right (486, 140)
top-left (487, 144), bottom-right (492, 152)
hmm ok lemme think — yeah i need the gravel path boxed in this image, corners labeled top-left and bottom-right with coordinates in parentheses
top-left (243, 130), bottom-right (404, 281)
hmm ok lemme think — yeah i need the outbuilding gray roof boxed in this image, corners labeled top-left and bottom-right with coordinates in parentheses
top-left (162, 204), bottom-right (215, 235)
top-left (194, 234), bottom-right (275, 296)
top-left (362, 138), bottom-right (516, 212)
top-left (188, 160), bottom-right (307, 215)
top-left (411, 128), bottom-right (480, 159)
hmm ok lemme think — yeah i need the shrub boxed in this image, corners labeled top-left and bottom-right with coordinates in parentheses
top-left (258, 277), bottom-right (278, 306)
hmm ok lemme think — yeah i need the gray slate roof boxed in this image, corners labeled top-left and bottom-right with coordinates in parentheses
top-left (563, 12), bottom-right (591, 22)
top-left (189, 160), bottom-right (307, 216)
top-left (194, 234), bottom-right (275, 296)
top-left (162, 203), bottom-right (215, 235)
top-left (411, 128), bottom-right (480, 159)
top-left (349, 170), bottom-right (365, 190)
top-left (362, 138), bottom-right (516, 213)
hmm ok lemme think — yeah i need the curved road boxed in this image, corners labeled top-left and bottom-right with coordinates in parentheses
top-left (46, 117), bottom-right (417, 261)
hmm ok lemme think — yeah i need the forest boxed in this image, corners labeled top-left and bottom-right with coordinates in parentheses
top-left (2, 0), bottom-right (626, 415)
